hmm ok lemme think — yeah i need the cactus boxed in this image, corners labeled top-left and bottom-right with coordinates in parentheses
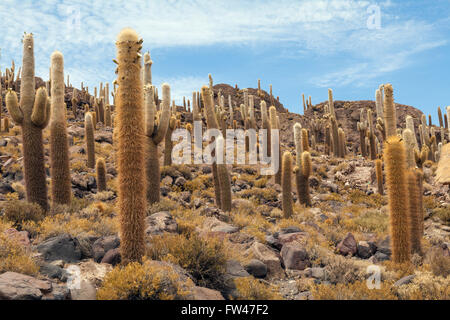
top-left (407, 170), bottom-right (422, 255)
top-left (72, 88), bottom-right (78, 117)
top-left (202, 85), bottom-right (223, 209)
top-left (105, 104), bottom-right (112, 127)
top-left (375, 159), bottom-right (383, 195)
top-left (49, 51), bottom-right (71, 206)
top-left (301, 128), bottom-right (309, 152)
top-left (293, 123), bottom-right (303, 163)
top-left (96, 157), bottom-right (107, 192)
top-left (367, 110), bottom-right (376, 160)
top-left (281, 151), bottom-right (294, 218)
top-left (164, 115), bottom-right (176, 166)
top-left (145, 83), bottom-right (170, 204)
top-left (357, 122), bottom-right (367, 157)
top-left (384, 136), bottom-right (411, 263)
top-left (328, 88), bottom-right (335, 118)
top-left (437, 106), bottom-right (443, 128)
top-left (402, 129), bottom-right (416, 168)
top-left (5, 34), bottom-right (50, 211)
top-left (383, 84), bottom-right (397, 138)
top-left (84, 112), bottom-right (96, 168)
top-left (143, 51), bottom-right (152, 85)
top-left (330, 116), bottom-right (339, 157)
top-left (295, 151), bottom-right (312, 207)
top-left (98, 98), bottom-right (105, 124)
top-left (115, 28), bottom-right (147, 264)
top-left (375, 88), bottom-right (384, 119)
top-left (3, 117), bottom-right (9, 132)
top-left (216, 136), bottom-right (232, 212)
top-left (338, 127), bottom-right (346, 158)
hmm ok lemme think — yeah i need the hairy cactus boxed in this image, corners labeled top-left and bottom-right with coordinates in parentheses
top-left (402, 129), bottom-right (416, 168)
top-left (328, 88), bottom-right (335, 118)
top-left (49, 51), bottom-right (71, 205)
top-left (338, 127), bottom-right (346, 158)
top-left (281, 151), bottom-right (294, 218)
top-left (98, 98), bottom-right (105, 124)
top-left (85, 112), bottom-right (96, 168)
top-left (330, 116), bottom-right (339, 157)
top-left (96, 157), bottom-right (107, 192)
top-left (301, 128), bottom-right (309, 152)
top-left (407, 170), bottom-right (422, 255)
top-left (375, 159), bottom-right (383, 195)
top-left (163, 115), bottom-right (176, 166)
top-left (357, 121), bottom-right (367, 157)
top-left (293, 123), bottom-right (303, 163)
top-left (202, 85), bottom-right (224, 209)
top-left (295, 151), bottom-right (312, 207)
top-left (145, 83), bottom-right (170, 204)
top-left (143, 51), bottom-right (152, 85)
top-left (383, 84), bottom-right (397, 138)
top-left (72, 88), bottom-right (78, 117)
top-left (5, 34), bottom-right (50, 211)
top-left (116, 28), bottom-right (147, 264)
top-left (384, 136), bottom-right (411, 263)
top-left (3, 117), bottom-right (9, 132)
top-left (105, 104), bottom-right (112, 127)
top-left (375, 88), bottom-right (384, 119)
top-left (216, 136), bottom-right (232, 212)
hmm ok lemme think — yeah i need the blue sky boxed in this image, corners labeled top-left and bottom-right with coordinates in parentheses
top-left (1, 0), bottom-right (449, 121)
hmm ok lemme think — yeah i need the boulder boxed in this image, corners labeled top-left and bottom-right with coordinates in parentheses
top-left (280, 243), bottom-right (310, 270)
top-left (246, 242), bottom-right (284, 278)
top-left (336, 233), bottom-right (357, 256)
top-left (0, 272), bottom-right (52, 300)
top-left (101, 248), bottom-right (121, 266)
top-left (244, 259), bottom-right (267, 278)
top-left (202, 217), bottom-right (238, 234)
top-left (92, 235), bottom-right (120, 262)
top-left (36, 234), bottom-right (82, 263)
top-left (3, 228), bottom-right (31, 247)
top-left (145, 211), bottom-right (178, 236)
top-left (192, 286), bottom-right (225, 300)
top-left (357, 241), bottom-right (376, 259)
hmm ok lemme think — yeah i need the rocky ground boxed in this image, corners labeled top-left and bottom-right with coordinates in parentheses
top-left (0, 82), bottom-right (449, 300)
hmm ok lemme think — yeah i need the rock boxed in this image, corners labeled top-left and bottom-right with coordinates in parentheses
top-left (42, 284), bottom-right (70, 300)
top-left (376, 236), bottom-right (392, 256)
top-left (36, 234), bottom-right (82, 263)
top-left (277, 232), bottom-right (308, 248)
top-left (174, 176), bottom-right (187, 187)
top-left (94, 131), bottom-right (113, 144)
top-left (394, 275), bottom-right (416, 287)
top-left (305, 267), bottom-right (325, 280)
top-left (92, 235), bottom-right (120, 262)
top-left (357, 241), bottom-right (376, 259)
top-left (101, 248), bottom-right (121, 266)
top-left (279, 226), bottom-right (302, 235)
top-left (336, 232), bottom-right (357, 256)
top-left (322, 181), bottom-right (339, 193)
top-left (0, 182), bottom-right (14, 194)
top-left (226, 260), bottom-right (250, 278)
top-left (435, 143), bottom-right (450, 184)
top-left (39, 263), bottom-right (66, 281)
top-left (145, 211), bottom-right (178, 235)
top-left (161, 176), bottom-right (173, 186)
top-left (0, 272), bottom-right (52, 300)
top-left (280, 243), bottom-right (310, 270)
top-left (244, 259), bottom-right (268, 278)
top-left (247, 242), bottom-right (284, 278)
top-left (192, 286), bottom-right (225, 300)
top-left (3, 228), bottom-right (31, 247)
top-left (202, 217), bottom-right (238, 234)
top-left (70, 280), bottom-right (97, 300)
top-left (373, 251), bottom-right (389, 262)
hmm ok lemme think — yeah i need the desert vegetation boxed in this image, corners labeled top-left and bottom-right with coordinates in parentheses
top-left (0, 29), bottom-right (448, 301)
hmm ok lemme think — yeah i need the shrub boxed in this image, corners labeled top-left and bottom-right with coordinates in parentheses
top-left (0, 233), bottom-right (38, 275)
top-left (1, 200), bottom-right (44, 227)
top-left (233, 277), bottom-right (283, 300)
top-left (147, 233), bottom-right (227, 290)
top-left (311, 280), bottom-right (398, 300)
top-left (425, 247), bottom-right (450, 278)
top-left (97, 259), bottom-right (195, 300)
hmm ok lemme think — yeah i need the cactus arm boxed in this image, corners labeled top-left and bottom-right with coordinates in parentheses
top-left (152, 83), bottom-right (170, 144)
top-left (31, 87), bottom-right (50, 127)
top-left (5, 89), bottom-right (24, 125)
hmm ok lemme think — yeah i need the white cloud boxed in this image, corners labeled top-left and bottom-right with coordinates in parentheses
top-left (0, 0), bottom-right (447, 94)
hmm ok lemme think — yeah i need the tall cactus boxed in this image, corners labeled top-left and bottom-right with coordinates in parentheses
top-left (375, 159), bottom-right (383, 195)
top-left (163, 115), bottom-right (176, 166)
top-left (116, 28), bottom-right (146, 264)
top-left (328, 88), bottom-right (335, 119)
top-left (281, 151), bottom-right (294, 218)
top-left (384, 136), bottom-right (411, 263)
top-left (85, 112), bottom-right (96, 168)
top-left (295, 151), bottom-right (312, 207)
top-left (330, 116), bottom-right (339, 157)
top-left (383, 84), bottom-right (397, 138)
top-left (145, 83), bottom-right (170, 204)
top-left (407, 169), bottom-right (422, 255)
top-left (216, 135), bottom-right (232, 212)
top-left (202, 85), bottom-right (223, 209)
top-left (402, 129), bottom-right (416, 168)
top-left (96, 157), bottom-right (107, 192)
top-left (375, 88), bottom-right (384, 119)
top-left (49, 51), bottom-right (71, 205)
top-left (269, 106), bottom-right (281, 185)
top-left (5, 33), bottom-right (50, 211)
top-left (301, 128), bottom-right (309, 152)
top-left (338, 127), bottom-right (345, 158)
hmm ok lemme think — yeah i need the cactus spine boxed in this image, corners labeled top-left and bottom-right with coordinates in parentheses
top-left (5, 34), bottom-right (50, 211)
top-left (384, 136), bottom-right (411, 263)
top-left (281, 151), bottom-right (294, 218)
top-left (49, 51), bottom-right (71, 205)
top-left (383, 84), bottom-right (397, 138)
top-left (116, 28), bottom-right (146, 264)
top-left (96, 157), bottom-right (107, 192)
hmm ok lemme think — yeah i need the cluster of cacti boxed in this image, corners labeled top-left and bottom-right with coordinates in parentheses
top-left (115, 28), bottom-right (147, 264)
top-left (6, 33), bottom-right (51, 211)
top-left (49, 51), bottom-right (71, 206)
